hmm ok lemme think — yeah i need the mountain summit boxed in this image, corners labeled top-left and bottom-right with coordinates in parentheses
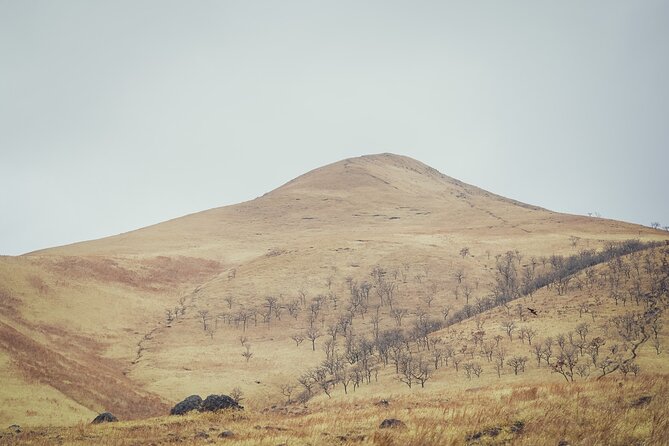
top-left (31, 153), bottom-right (653, 259)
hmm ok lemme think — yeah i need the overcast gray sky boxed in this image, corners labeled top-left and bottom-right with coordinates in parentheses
top-left (1, 1), bottom-right (668, 255)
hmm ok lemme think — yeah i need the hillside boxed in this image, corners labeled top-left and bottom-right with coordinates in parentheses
top-left (0, 153), bottom-right (667, 435)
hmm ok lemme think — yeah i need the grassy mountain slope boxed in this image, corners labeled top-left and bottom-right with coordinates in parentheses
top-left (0, 153), bottom-right (666, 431)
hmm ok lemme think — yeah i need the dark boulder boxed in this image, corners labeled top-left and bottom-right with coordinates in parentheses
top-left (170, 395), bottom-right (203, 415)
top-left (379, 419), bottom-right (406, 429)
top-left (200, 394), bottom-right (242, 412)
top-left (91, 412), bottom-right (118, 424)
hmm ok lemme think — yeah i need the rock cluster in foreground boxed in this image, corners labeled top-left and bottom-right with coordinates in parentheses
top-left (170, 394), bottom-right (242, 415)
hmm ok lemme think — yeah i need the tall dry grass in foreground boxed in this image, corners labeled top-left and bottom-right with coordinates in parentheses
top-left (2, 374), bottom-right (667, 446)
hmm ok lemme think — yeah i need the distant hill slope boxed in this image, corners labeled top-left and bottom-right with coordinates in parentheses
top-left (1, 153), bottom-right (666, 427)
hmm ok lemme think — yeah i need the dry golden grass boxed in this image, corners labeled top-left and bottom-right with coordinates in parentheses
top-left (2, 375), bottom-right (667, 445)
top-left (1, 154), bottom-right (667, 434)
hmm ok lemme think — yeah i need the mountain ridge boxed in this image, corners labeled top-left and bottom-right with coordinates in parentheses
top-left (25, 153), bottom-right (610, 260)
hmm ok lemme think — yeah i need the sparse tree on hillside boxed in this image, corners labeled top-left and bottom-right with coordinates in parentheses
top-left (242, 344), bottom-right (253, 362)
top-left (391, 308), bottom-right (408, 327)
top-left (298, 370), bottom-right (316, 397)
top-left (306, 327), bottom-right (322, 351)
top-left (411, 355), bottom-right (433, 387)
top-left (291, 334), bottom-right (304, 347)
top-left (224, 295), bottom-right (235, 309)
top-left (197, 309), bottom-right (210, 331)
top-left (280, 383), bottom-right (295, 403)
top-left (502, 320), bottom-right (516, 341)
top-left (553, 347), bottom-right (578, 382)
top-left (462, 283), bottom-right (473, 305)
top-left (506, 356), bottom-right (528, 375)
top-left (460, 247), bottom-right (470, 258)
top-left (286, 300), bottom-right (300, 319)
top-left (442, 306), bottom-right (452, 321)
top-left (230, 387), bottom-right (244, 404)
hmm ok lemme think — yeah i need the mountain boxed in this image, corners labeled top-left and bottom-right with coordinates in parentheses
top-left (1, 153), bottom-right (666, 427)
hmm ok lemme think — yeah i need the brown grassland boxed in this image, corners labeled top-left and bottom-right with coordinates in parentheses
top-left (1, 376), bottom-right (667, 445)
top-left (0, 154), bottom-right (668, 445)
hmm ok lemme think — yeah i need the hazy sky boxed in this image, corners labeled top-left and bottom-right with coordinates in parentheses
top-left (1, 1), bottom-right (668, 255)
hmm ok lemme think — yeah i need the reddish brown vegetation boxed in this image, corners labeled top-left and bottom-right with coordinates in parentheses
top-left (0, 322), bottom-right (170, 420)
top-left (38, 256), bottom-right (222, 290)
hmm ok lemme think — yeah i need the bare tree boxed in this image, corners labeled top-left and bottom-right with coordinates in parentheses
top-left (230, 386), bottom-right (244, 404)
top-left (525, 327), bottom-right (537, 345)
top-left (502, 320), bottom-right (516, 341)
top-left (306, 327), bottom-right (322, 351)
top-left (280, 383), bottom-right (295, 403)
top-left (242, 344), bottom-right (253, 362)
top-left (506, 356), bottom-right (528, 375)
top-left (553, 347), bottom-right (578, 382)
top-left (460, 247), bottom-right (470, 258)
top-left (462, 284), bottom-right (473, 305)
top-left (391, 308), bottom-right (408, 327)
top-left (442, 306), bottom-right (452, 321)
top-left (224, 295), bottom-right (235, 309)
top-left (574, 322), bottom-right (589, 343)
top-left (205, 325), bottom-right (216, 339)
top-left (297, 371), bottom-right (316, 397)
top-left (411, 355), bottom-right (433, 387)
top-left (197, 309), bottom-right (210, 331)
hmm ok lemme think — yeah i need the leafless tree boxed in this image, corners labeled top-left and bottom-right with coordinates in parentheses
top-left (297, 370), bottom-right (316, 397)
top-left (502, 320), bottom-right (516, 341)
top-left (575, 363), bottom-right (590, 378)
top-left (280, 383), bottom-right (295, 403)
top-left (197, 309), bottom-right (210, 331)
top-left (462, 283), bottom-right (472, 305)
top-left (378, 280), bottom-right (397, 309)
top-left (452, 355), bottom-right (462, 372)
top-left (525, 327), bottom-right (537, 345)
top-left (306, 327), bottom-right (322, 351)
top-left (411, 355), bottom-right (433, 387)
top-left (575, 322), bottom-right (590, 342)
top-left (553, 347), bottom-right (578, 382)
top-left (506, 356), bottom-right (528, 375)
top-left (391, 308), bottom-right (408, 327)
top-left (286, 300), bottom-right (300, 319)
top-left (224, 295), bottom-right (235, 309)
top-left (291, 334), bottom-right (305, 347)
top-left (533, 343), bottom-right (543, 366)
top-left (460, 247), bottom-right (470, 258)
top-left (442, 306), bottom-right (452, 321)
top-left (541, 338), bottom-right (554, 365)
top-left (242, 344), bottom-right (253, 362)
